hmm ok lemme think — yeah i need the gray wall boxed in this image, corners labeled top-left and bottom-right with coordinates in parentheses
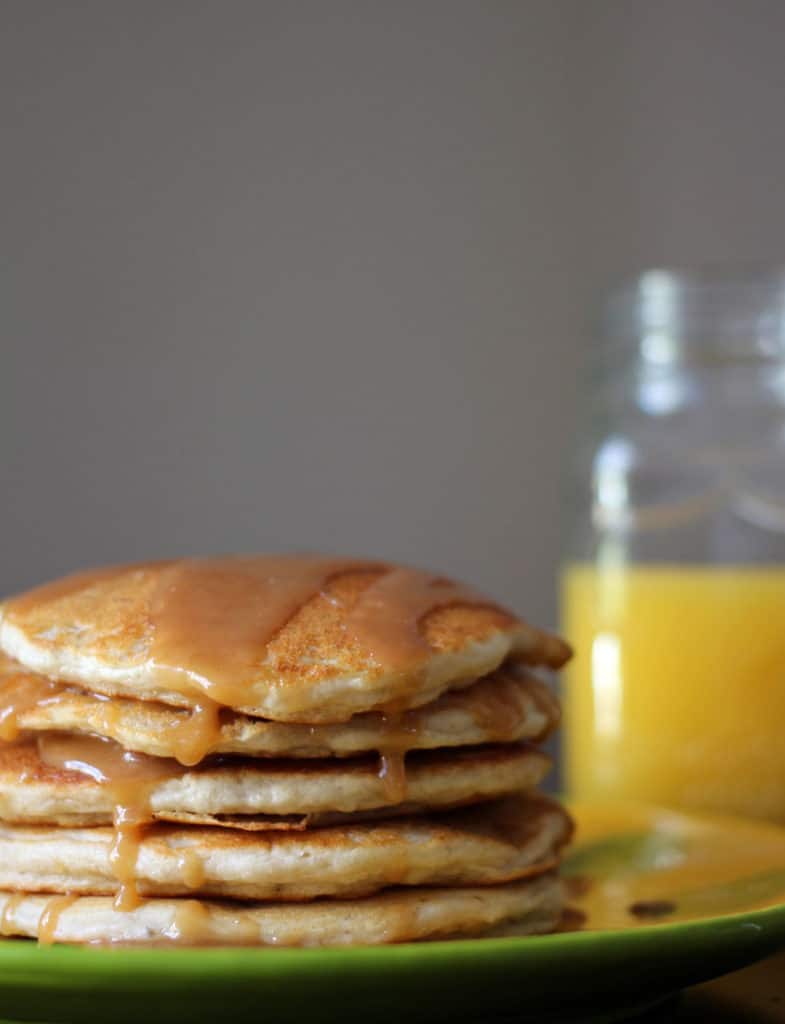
top-left (3, 0), bottom-right (785, 639)
top-left (574, 1), bottom-right (785, 285)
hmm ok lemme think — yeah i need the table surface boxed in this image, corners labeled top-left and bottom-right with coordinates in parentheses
top-left (661, 950), bottom-right (785, 1021)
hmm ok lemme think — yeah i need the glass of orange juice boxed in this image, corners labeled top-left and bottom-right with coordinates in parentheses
top-left (562, 267), bottom-right (785, 822)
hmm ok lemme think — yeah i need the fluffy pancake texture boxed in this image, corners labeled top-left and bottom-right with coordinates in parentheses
top-left (0, 796), bottom-right (571, 902)
top-left (0, 657), bottom-right (559, 760)
top-left (0, 741), bottom-right (550, 827)
top-left (0, 558), bottom-right (570, 721)
top-left (0, 875), bottom-right (563, 946)
top-left (0, 554), bottom-right (572, 946)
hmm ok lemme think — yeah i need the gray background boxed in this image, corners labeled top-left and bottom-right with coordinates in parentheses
top-left (3, 0), bottom-right (785, 636)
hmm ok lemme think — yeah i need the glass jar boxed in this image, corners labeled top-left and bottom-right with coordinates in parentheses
top-left (562, 267), bottom-right (785, 822)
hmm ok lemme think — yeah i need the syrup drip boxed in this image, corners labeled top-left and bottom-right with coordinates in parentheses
top-left (0, 894), bottom-right (23, 936)
top-left (167, 700), bottom-right (223, 767)
top-left (0, 657), bottom-right (224, 768)
top-left (164, 900), bottom-right (259, 946)
top-left (109, 801), bottom-right (149, 911)
top-left (378, 750), bottom-right (408, 803)
top-left (374, 708), bottom-right (416, 887)
top-left (38, 895), bottom-right (78, 945)
top-left (0, 669), bottom-right (64, 742)
top-left (176, 848), bottom-right (206, 890)
top-left (376, 707), bottom-right (417, 804)
top-left (166, 899), bottom-right (213, 943)
top-left (37, 733), bottom-right (179, 911)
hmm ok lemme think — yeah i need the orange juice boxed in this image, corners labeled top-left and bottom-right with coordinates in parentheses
top-left (562, 564), bottom-right (785, 822)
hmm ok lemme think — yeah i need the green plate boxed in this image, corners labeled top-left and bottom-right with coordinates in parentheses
top-left (2, 801), bottom-right (785, 1024)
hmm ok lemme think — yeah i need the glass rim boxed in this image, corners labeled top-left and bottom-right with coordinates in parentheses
top-left (602, 263), bottom-right (785, 368)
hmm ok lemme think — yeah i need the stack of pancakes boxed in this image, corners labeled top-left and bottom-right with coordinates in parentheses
top-left (0, 556), bottom-right (572, 946)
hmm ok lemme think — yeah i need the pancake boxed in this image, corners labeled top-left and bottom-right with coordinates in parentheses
top-left (0, 795), bottom-right (571, 902)
top-left (0, 740), bottom-right (550, 827)
top-left (0, 557), bottom-right (570, 722)
top-left (0, 554), bottom-right (572, 948)
top-left (0, 874), bottom-right (563, 946)
top-left (0, 654), bottom-right (559, 762)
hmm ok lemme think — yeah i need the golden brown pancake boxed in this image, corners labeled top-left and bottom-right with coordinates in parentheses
top-left (0, 795), bottom-right (572, 902)
top-left (0, 555), bottom-right (572, 947)
top-left (0, 740), bottom-right (550, 827)
top-left (0, 874), bottom-right (563, 946)
top-left (0, 557), bottom-right (570, 721)
top-left (0, 654), bottom-right (559, 761)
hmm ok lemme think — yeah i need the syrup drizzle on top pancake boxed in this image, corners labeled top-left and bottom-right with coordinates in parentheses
top-left (145, 556), bottom-right (494, 706)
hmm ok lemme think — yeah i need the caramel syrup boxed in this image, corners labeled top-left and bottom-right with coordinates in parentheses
top-left (148, 557), bottom-right (376, 706)
top-left (375, 705), bottom-right (419, 804)
top-left (345, 568), bottom-right (487, 669)
top-left (1, 554), bottom-right (521, 945)
top-left (38, 895), bottom-right (78, 946)
top-left (37, 733), bottom-right (180, 910)
top-left (0, 893), bottom-right (23, 936)
top-left (5, 557), bottom-right (505, 711)
top-left (162, 899), bottom-right (261, 946)
top-left (0, 670), bottom-right (64, 742)
top-left (167, 700), bottom-right (223, 767)
top-left (0, 660), bottom-right (224, 767)
top-left (175, 848), bottom-right (206, 890)
top-left (145, 556), bottom-right (495, 705)
top-left (378, 749), bottom-right (408, 804)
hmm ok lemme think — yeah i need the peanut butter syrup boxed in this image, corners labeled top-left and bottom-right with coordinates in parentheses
top-left (5, 557), bottom-right (503, 712)
top-left (345, 567), bottom-right (488, 669)
top-left (175, 848), bottom-right (206, 890)
top-left (167, 701), bottom-right (223, 767)
top-left (375, 706), bottom-right (420, 804)
top-left (145, 556), bottom-right (495, 804)
top-left (378, 748), bottom-right (408, 803)
top-left (2, 555), bottom-right (514, 942)
top-left (38, 895), bottom-right (78, 946)
top-left (0, 670), bottom-right (64, 742)
top-left (148, 556), bottom-right (377, 707)
top-left (165, 899), bottom-right (259, 946)
top-left (0, 661), bottom-right (223, 766)
top-left (0, 894), bottom-right (23, 936)
top-left (147, 556), bottom-right (495, 704)
top-left (37, 733), bottom-right (181, 910)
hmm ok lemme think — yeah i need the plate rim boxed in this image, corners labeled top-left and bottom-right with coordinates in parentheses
top-left (0, 899), bottom-right (784, 979)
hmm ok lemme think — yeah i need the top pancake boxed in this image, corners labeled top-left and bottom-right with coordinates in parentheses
top-left (0, 556), bottom-right (570, 722)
